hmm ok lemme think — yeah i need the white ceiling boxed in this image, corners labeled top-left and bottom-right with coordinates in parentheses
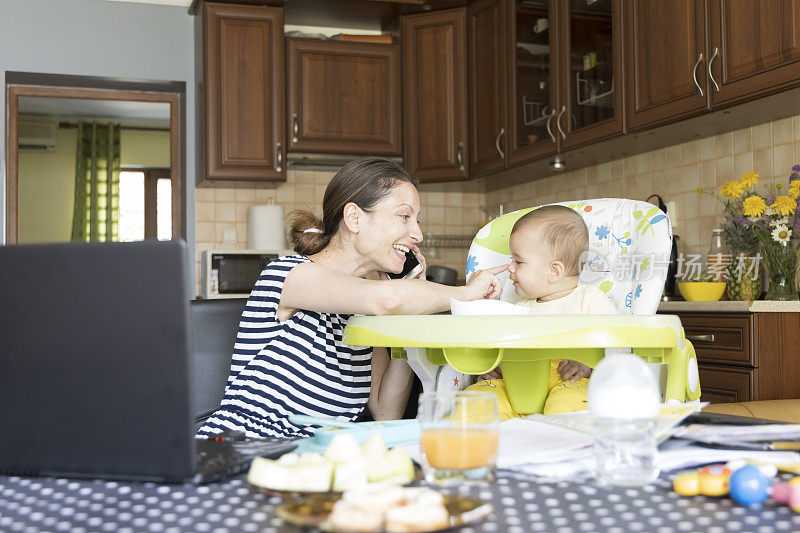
top-left (19, 97), bottom-right (171, 128)
top-left (99, 0), bottom-right (192, 7)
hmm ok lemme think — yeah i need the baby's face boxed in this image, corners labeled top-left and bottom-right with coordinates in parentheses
top-left (508, 227), bottom-right (552, 300)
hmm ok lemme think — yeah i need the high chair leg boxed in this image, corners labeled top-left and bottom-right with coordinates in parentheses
top-left (664, 345), bottom-right (689, 403)
top-left (405, 347), bottom-right (440, 395)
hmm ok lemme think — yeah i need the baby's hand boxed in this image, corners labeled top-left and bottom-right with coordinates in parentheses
top-left (478, 368), bottom-right (503, 381)
top-left (557, 360), bottom-right (593, 383)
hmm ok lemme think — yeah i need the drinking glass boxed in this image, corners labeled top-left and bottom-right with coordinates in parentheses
top-left (417, 391), bottom-right (499, 484)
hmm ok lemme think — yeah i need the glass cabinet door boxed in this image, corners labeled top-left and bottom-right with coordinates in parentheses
top-left (565, 0), bottom-right (615, 135)
top-left (509, 0), bottom-right (558, 162)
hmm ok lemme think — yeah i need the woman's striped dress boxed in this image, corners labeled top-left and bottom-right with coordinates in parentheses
top-left (197, 255), bottom-right (373, 439)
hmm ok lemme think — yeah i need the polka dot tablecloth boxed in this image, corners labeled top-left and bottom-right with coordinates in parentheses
top-left (1, 473), bottom-right (800, 532)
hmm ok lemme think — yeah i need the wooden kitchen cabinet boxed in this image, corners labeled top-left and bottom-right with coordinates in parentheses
top-left (401, 8), bottom-right (468, 182)
top-left (707, 0), bottom-right (800, 106)
top-left (624, 0), bottom-right (708, 131)
top-left (671, 311), bottom-right (800, 404)
top-left (200, 2), bottom-right (285, 182)
top-left (286, 38), bottom-right (401, 155)
top-left (468, 0), bottom-right (623, 177)
top-left (467, 0), bottom-right (508, 176)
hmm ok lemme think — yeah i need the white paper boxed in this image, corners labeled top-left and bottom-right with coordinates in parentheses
top-left (672, 423), bottom-right (800, 444)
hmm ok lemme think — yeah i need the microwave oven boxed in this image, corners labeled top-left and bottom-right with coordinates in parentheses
top-left (200, 249), bottom-right (292, 299)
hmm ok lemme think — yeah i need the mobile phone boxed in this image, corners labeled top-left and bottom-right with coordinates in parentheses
top-left (388, 250), bottom-right (423, 279)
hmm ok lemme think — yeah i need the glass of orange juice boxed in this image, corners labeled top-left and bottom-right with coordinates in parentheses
top-left (418, 391), bottom-right (499, 484)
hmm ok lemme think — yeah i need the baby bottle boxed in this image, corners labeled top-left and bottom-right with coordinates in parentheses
top-left (588, 354), bottom-right (660, 486)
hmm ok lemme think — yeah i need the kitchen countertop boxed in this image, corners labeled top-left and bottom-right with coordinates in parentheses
top-left (658, 300), bottom-right (800, 313)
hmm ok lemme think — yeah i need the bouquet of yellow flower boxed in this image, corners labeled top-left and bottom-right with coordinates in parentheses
top-left (738, 165), bottom-right (800, 300)
top-left (698, 171), bottom-right (762, 300)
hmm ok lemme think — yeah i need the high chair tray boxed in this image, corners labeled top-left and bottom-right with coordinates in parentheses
top-left (344, 314), bottom-right (684, 349)
top-left (344, 314), bottom-right (697, 414)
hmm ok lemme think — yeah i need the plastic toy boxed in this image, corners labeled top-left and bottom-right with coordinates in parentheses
top-left (772, 477), bottom-right (800, 512)
top-left (672, 465), bottom-right (731, 496)
top-left (728, 465), bottom-right (771, 505)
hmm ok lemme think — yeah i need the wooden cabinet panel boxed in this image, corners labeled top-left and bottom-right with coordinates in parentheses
top-left (287, 39), bottom-right (401, 155)
top-left (467, 0), bottom-right (507, 176)
top-left (202, 2), bottom-right (284, 181)
top-left (624, 0), bottom-right (709, 130)
top-left (558, 0), bottom-right (624, 149)
top-left (506, 0), bottom-right (559, 165)
top-left (698, 364), bottom-right (753, 404)
top-left (708, 0), bottom-right (800, 106)
top-left (679, 312), bottom-right (753, 366)
top-left (402, 9), bottom-right (468, 182)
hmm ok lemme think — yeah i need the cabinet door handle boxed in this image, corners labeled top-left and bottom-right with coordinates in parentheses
top-left (692, 52), bottom-right (704, 97)
top-left (556, 105), bottom-right (567, 140)
top-left (456, 141), bottom-right (464, 171)
top-left (686, 333), bottom-right (714, 343)
top-left (545, 108), bottom-right (556, 142)
top-left (276, 142), bottom-right (282, 172)
top-left (292, 113), bottom-right (299, 143)
top-left (708, 46), bottom-right (720, 92)
top-left (495, 128), bottom-right (505, 159)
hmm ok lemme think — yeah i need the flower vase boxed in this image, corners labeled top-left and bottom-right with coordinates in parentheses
top-left (761, 243), bottom-right (799, 301)
top-left (725, 253), bottom-right (762, 301)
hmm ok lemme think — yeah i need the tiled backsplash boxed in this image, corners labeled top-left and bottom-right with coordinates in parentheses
top-left (485, 115), bottom-right (800, 259)
top-left (195, 114), bottom-right (800, 295)
top-left (194, 169), bottom-right (484, 295)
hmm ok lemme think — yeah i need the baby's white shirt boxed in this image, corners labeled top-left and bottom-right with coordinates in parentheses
top-left (519, 284), bottom-right (618, 315)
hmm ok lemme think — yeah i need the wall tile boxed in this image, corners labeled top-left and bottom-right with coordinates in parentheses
top-left (195, 188), bottom-right (215, 202)
top-left (195, 201), bottom-right (215, 222)
top-left (753, 122), bottom-right (772, 150)
top-left (774, 143), bottom-right (795, 178)
top-left (716, 156), bottom-right (733, 182)
top-left (215, 188), bottom-right (235, 202)
top-left (652, 148), bottom-right (666, 170)
top-left (733, 127), bottom-right (752, 154)
top-left (699, 160), bottom-right (716, 189)
top-left (666, 144), bottom-right (682, 168)
top-left (698, 137), bottom-right (715, 161)
top-left (715, 132), bottom-right (733, 158)
top-left (753, 148), bottom-right (773, 179)
top-left (683, 165), bottom-right (699, 192)
top-left (733, 152), bottom-right (753, 179)
top-left (773, 117), bottom-right (794, 145)
top-left (216, 202), bottom-right (236, 222)
top-left (682, 141), bottom-right (698, 165)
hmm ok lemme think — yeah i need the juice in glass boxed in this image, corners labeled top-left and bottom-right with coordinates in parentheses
top-left (417, 391), bottom-right (499, 484)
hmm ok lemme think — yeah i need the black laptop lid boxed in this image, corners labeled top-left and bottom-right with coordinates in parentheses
top-left (0, 240), bottom-right (196, 481)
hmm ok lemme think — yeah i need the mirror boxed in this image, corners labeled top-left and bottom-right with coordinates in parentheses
top-left (6, 80), bottom-right (183, 244)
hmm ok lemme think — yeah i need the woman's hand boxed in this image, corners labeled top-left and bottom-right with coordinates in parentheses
top-left (461, 264), bottom-right (508, 300)
top-left (557, 359), bottom-right (593, 383)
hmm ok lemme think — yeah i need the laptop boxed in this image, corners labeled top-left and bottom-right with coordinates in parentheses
top-left (0, 239), bottom-right (290, 483)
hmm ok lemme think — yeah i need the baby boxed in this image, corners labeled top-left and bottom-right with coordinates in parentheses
top-left (467, 205), bottom-right (618, 417)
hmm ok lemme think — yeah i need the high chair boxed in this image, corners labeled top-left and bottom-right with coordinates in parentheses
top-left (344, 198), bottom-right (701, 414)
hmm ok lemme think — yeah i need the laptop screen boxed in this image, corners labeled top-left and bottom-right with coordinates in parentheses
top-left (0, 240), bottom-right (196, 481)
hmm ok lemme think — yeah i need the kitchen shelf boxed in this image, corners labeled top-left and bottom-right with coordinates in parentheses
top-left (576, 70), bottom-right (614, 107)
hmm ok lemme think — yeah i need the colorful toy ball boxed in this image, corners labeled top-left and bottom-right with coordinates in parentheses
top-left (728, 465), bottom-right (771, 506)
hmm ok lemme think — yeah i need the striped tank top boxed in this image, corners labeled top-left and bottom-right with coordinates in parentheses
top-left (197, 255), bottom-right (373, 439)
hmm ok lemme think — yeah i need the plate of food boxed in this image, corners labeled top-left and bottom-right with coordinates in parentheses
top-left (276, 485), bottom-right (494, 532)
top-left (248, 431), bottom-right (421, 500)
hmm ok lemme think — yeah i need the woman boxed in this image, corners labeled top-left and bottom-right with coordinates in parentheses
top-left (197, 158), bottom-right (506, 439)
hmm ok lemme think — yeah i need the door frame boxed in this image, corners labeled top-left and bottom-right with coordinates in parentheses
top-left (5, 72), bottom-right (185, 244)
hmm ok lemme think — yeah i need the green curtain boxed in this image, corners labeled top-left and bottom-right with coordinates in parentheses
top-left (71, 122), bottom-right (121, 242)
